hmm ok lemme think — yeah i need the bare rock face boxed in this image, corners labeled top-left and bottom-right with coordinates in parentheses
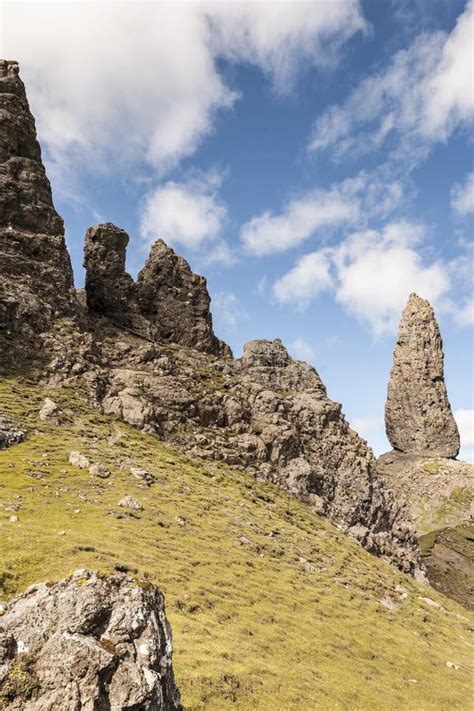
top-left (0, 60), bottom-right (75, 336)
top-left (136, 239), bottom-right (230, 357)
top-left (0, 569), bottom-right (182, 710)
top-left (83, 227), bottom-right (231, 358)
top-left (385, 293), bottom-right (460, 458)
top-left (84, 223), bottom-right (135, 319)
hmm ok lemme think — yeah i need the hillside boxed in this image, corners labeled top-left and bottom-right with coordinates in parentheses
top-left (1, 376), bottom-right (472, 711)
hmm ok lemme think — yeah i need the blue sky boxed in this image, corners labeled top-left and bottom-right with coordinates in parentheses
top-left (3, 0), bottom-right (473, 458)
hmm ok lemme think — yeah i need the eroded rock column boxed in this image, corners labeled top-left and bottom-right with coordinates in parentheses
top-left (385, 293), bottom-right (460, 458)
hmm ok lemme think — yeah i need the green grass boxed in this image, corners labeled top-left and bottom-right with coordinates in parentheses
top-left (0, 378), bottom-right (473, 710)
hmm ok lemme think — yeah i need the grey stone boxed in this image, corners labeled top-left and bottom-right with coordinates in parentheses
top-left (68, 451), bottom-right (90, 469)
top-left (385, 293), bottom-right (460, 457)
top-left (89, 463), bottom-right (111, 479)
top-left (0, 415), bottom-right (25, 448)
top-left (39, 398), bottom-right (60, 424)
top-left (118, 495), bottom-right (143, 511)
top-left (0, 569), bottom-right (182, 710)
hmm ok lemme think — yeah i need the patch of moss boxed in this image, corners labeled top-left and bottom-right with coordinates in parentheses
top-left (423, 461), bottom-right (441, 475)
top-left (0, 656), bottom-right (40, 708)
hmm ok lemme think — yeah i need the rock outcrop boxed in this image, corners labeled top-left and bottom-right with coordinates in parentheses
top-left (84, 225), bottom-right (231, 357)
top-left (97, 337), bottom-right (422, 575)
top-left (385, 293), bottom-right (460, 458)
top-left (84, 223), bottom-right (134, 320)
top-left (0, 60), bottom-right (75, 337)
top-left (0, 569), bottom-right (182, 710)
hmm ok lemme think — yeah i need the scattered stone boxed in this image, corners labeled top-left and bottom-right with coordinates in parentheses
top-left (9, 515), bottom-right (18, 523)
top-left (0, 569), bottom-right (182, 710)
top-left (446, 661), bottom-right (460, 670)
top-left (39, 398), bottom-right (60, 424)
top-left (380, 595), bottom-right (399, 611)
top-left (385, 293), bottom-right (460, 457)
top-left (418, 596), bottom-right (443, 610)
top-left (118, 495), bottom-right (143, 511)
top-left (131, 466), bottom-right (155, 485)
top-left (89, 463), bottom-right (111, 479)
top-left (68, 451), bottom-right (90, 469)
top-left (175, 516), bottom-right (186, 527)
top-left (0, 415), bottom-right (25, 448)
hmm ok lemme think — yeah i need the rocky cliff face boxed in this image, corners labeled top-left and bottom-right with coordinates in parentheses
top-left (0, 61), bottom-right (423, 577)
top-left (0, 569), bottom-right (182, 710)
top-left (0, 60), bottom-right (75, 337)
top-left (385, 293), bottom-right (460, 458)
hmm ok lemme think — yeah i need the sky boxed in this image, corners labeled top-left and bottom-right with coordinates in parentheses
top-left (2, 0), bottom-right (473, 459)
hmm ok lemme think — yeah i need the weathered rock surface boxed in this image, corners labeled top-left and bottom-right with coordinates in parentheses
top-left (83, 225), bottom-right (231, 357)
top-left (0, 416), bottom-right (25, 449)
top-left (385, 293), bottom-right (460, 457)
top-left (0, 569), bottom-right (182, 710)
top-left (84, 223), bottom-right (135, 320)
top-left (0, 60), bottom-right (75, 338)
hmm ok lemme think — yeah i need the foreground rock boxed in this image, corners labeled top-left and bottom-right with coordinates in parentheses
top-left (0, 60), bottom-right (75, 341)
top-left (0, 569), bottom-right (182, 710)
top-left (385, 293), bottom-right (460, 458)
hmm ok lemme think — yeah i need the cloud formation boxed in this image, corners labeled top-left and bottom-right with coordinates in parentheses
top-left (139, 171), bottom-right (227, 251)
top-left (451, 172), bottom-right (474, 216)
top-left (309, 1), bottom-right (474, 159)
top-left (273, 221), bottom-right (452, 335)
top-left (3, 1), bottom-right (366, 179)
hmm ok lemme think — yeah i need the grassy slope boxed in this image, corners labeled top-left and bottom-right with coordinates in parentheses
top-left (0, 377), bottom-right (472, 711)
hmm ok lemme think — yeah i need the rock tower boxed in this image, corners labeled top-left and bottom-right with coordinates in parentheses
top-left (0, 60), bottom-right (75, 335)
top-left (385, 293), bottom-right (460, 458)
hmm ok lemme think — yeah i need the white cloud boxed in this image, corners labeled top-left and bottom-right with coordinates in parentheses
top-left (309, 1), bottom-right (474, 159)
top-left (273, 250), bottom-right (334, 309)
top-left (273, 221), bottom-right (452, 335)
top-left (451, 172), bottom-right (474, 216)
top-left (240, 167), bottom-right (406, 257)
top-left (288, 337), bottom-right (316, 362)
top-left (212, 291), bottom-right (247, 332)
top-left (454, 409), bottom-right (474, 448)
top-left (350, 416), bottom-right (384, 436)
top-left (2, 1), bottom-right (366, 180)
top-left (333, 223), bottom-right (450, 334)
top-left (139, 172), bottom-right (227, 250)
top-left (241, 186), bottom-right (359, 256)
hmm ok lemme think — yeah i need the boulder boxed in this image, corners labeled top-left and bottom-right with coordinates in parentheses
top-left (0, 569), bottom-right (182, 710)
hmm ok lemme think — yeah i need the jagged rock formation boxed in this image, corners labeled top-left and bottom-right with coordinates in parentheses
top-left (385, 293), bottom-right (460, 458)
top-left (0, 60), bottom-right (75, 336)
top-left (0, 61), bottom-right (423, 576)
top-left (84, 225), bottom-right (230, 357)
top-left (0, 569), bottom-right (182, 710)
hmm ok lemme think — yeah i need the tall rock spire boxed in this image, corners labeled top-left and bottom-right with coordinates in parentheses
top-left (385, 293), bottom-right (460, 458)
top-left (0, 60), bottom-right (75, 335)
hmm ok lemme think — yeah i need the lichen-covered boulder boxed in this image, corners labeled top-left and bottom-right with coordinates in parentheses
top-left (0, 569), bottom-right (182, 710)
